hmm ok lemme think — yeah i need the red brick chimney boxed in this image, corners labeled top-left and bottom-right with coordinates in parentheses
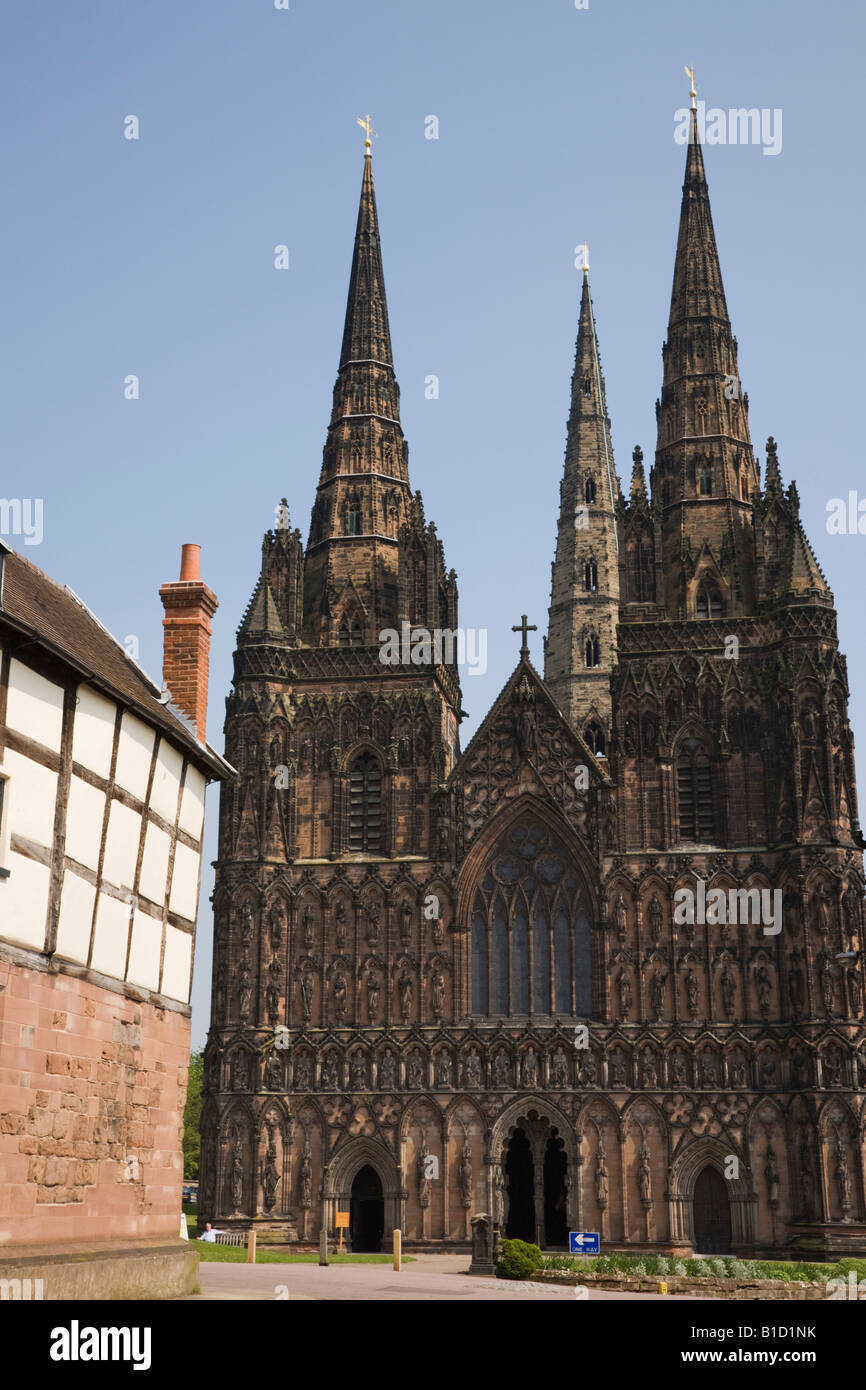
top-left (159, 544), bottom-right (218, 741)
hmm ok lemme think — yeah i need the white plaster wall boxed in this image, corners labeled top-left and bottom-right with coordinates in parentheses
top-left (139, 822), bottom-right (170, 905)
top-left (178, 765), bottom-right (206, 841)
top-left (149, 740), bottom-right (183, 823)
top-left (2, 747), bottom-right (58, 847)
top-left (169, 840), bottom-right (200, 921)
top-left (54, 869), bottom-right (97, 963)
top-left (162, 924), bottom-right (192, 1003)
top-left (0, 850), bottom-right (50, 950)
top-left (71, 684), bottom-right (116, 777)
top-left (114, 711), bottom-right (154, 800)
top-left (90, 892), bottom-right (132, 978)
top-left (64, 774), bottom-right (105, 871)
top-left (102, 799), bottom-right (142, 890)
top-left (127, 908), bottom-right (162, 991)
top-left (6, 658), bottom-right (64, 752)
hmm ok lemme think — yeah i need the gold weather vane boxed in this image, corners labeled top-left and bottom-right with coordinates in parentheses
top-left (357, 114), bottom-right (377, 153)
top-left (684, 65), bottom-right (697, 110)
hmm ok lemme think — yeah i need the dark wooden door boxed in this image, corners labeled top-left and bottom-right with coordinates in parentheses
top-left (693, 1166), bottom-right (732, 1254)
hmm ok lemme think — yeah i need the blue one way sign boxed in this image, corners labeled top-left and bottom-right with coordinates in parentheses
top-left (569, 1231), bottom-right (600, 1255)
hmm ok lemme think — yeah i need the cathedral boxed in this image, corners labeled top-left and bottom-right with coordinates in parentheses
top-left (200, 100), bottom-right (866, 1258)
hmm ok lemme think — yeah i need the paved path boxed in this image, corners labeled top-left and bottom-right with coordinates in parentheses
top-left (186, 1254), bottom-right (703, 1301)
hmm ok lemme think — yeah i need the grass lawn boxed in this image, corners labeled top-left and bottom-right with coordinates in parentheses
top-left (194, 1242), bottom-right (415, 1264)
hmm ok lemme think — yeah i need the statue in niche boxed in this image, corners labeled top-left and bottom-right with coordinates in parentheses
top-left (642, 1052), bottom-right (658, 1089)
top-left (332, 971), bottom-right (348, 1022)
top-left (595, 1145), bottom-right (609, 1207)
top-left (665, 690), bottom-right (680, 727)
top-left (650, 971), bottom-right (666, 1018)
top-left (321, 1053), bottom-right (339, 1090)
top-left (350, 1053), bottom-right (368, 1089)
top-left (522, 1048), bottom-right (539, 1088)
top-left (400, 901), bottom-right (413, 946)
top-left (230, 1139), bottom-right (244, 1211)
top-left (435, 800), bottom-right (450, 859)
top-left (858, 1052), bottom-right (866, 1089)
top-left (266, 962), bottom-right (281, 1025)
top-left (551, 1047), bottom-right (569, 1088)
top-left (299, 1142), bottom-right (312, 1208)
top-left (792, 1051), bottom-right (808, 1088)
top-left (436, 1052), bottom-right (453, 1088)
top-left (720, 965), bottom-right (736, 1017)
top-left (459, 1141), bottom-right (473, 1208)
top-left (648, 895), bottom-right (663, 943)
top-left (761, 1054), bottom-right (777, 1087)
top-left (240, 901), bottom-right (254, 944)
top-left (823, 1046), bottom-right (842, 1088)
top-left (329, 744), bottom-right (341, 774)
top-left (611, 1052), bottom-right (627, 1087)
top-left (801, 700), bottom-right (817, 742)
top-left (614, 896), bottom-right (628, 940)
top-left (701, 686), bottom-right (717, 727)
top-left (398, 968), bottom-right (414, 1023)
top-left (835, 1137), bottom-right (851, 1212)
top-left (301, 903), bottom-right (315, 947)
top-left (799, 1133), bottom-right (815, 1217)
top-left (642, 711), bottom-right (658, 756)
top-left (844, 891), bottom-right (860, 948)
top-left (215, 958), bottom-right (228, 1013)
top-left (205, 1049), bottom-right (220, 1089)
top-left (301, 969), bottom-right (315, 1022)
top-left (408, 1051), bottom-right (424, 1089)
top-left (493, 1156), bottom-right (507, 1226)
top-left (639, 1138), bottom-right (652, 1207)
top-left (265, 1053), bottom-right (282, 1091)
top-left (366, 971), bottom-right (381, 1024)
top-left (464, 1049), bottom-right (482, 1088)
top-left (334, 901), bottom-right (348, 947)
top-left (294, 1055), bottom-right (312, 1092)
top-left (847, 968), bottom-right (862, 1016)
top-left (671, 1052), bottom-right (687, 1087)
top-left (685, 969), bottom-right (699, 1017)
top-left (753, 964), bottom-right (772, 1017)
top-left (269, 901), bottom-right (285, 950)
top-left (580, 1052), bottom-right (597, 1087)
top-left (379, 1050), bottom-right (397, 1090)
top-left (764, 1143), bottom-right (780, 1206)
top-left (431, 968), bottom-right (446, 1019)
top-left (514, 678), bottom-right (537, 756)
top-left (417, 1138), bottom-right (431, 1207)
top-left (818, 954), bottom-right (835, 1015)
top-left (233, 1051), bottom-right (249, 1090)
top-left (731, 1053), bottom-right (747, 1088)
top-left (262, 1136), bottom-right (280, 1214)
top-left (623, 714), bottom-right (638, 756)
top-left (616, 970), bottom-right (632, 1017)
top-left (238, 964), bottom-right (252, 1022)
top-left (699, 1052), bottom-right (716, 1087)
top-left (814, 883), bottom-right (832, 937)
top-left (365, 903), bottom-right (381, 945)
top-left (493, 1052), bottom-right (511, 1088)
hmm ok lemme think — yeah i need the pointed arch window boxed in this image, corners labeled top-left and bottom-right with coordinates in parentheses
top-left (348, 752), bottom-right (383, 853)
top-left (696, 587), bottom-right (722, 620)
top-left (346, 497), bottom-right (362, 535)
top-left (585, 636), bottom-right (600, 668)
top-left (584, 559), bottom-right (598, 591)
top-left (585, 477), bottom-right (597, 505)
top-left (470, 813), bottom-right (592, 1017)
top-left (677, 742), bottom-right (715, 842)
top-left (698, 466), bottom-right (712, 496)
top-left (585, 721), bottom-right (606, 757)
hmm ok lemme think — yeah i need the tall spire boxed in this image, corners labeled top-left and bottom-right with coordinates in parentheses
top-left (545, 267), bottom-right (620, 742)
top-left (650, 83), bottom-right (760, 619)
top-left (303, 138), bottom-right (415, 644)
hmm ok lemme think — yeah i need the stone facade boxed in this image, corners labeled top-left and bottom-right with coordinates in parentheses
top-left (201, 117), bottom-right (866, 1258)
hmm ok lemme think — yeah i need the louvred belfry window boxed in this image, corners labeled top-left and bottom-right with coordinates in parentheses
top-left (677, 743), bottom-right (715, 841)
top-left (348, 752), bottom-right (383, 853)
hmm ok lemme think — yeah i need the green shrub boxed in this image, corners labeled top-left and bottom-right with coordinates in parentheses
top-left (672, 1259), bottom-right (687, 1276)
top-left (495, 1238), bottom-right (544, 1281)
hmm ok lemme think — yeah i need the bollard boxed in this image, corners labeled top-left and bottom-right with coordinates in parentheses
top-left (246, 1228), bottom-right (257, 1264)
top-left (319, 1230), bottom-right (329, 1266)
top-left (657, 1280), bottom-right (668, 1295)
top-left (393, 1228), bottom-right (402, 1272)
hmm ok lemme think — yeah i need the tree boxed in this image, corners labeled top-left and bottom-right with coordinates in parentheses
top-left (183, 1048), bottom-right (204, 1180)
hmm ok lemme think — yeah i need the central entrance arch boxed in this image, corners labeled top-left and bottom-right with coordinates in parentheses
top-left (693, 1165), bottom-right (732, 1254)
top-left (499, 1105), bottom-right (573, 1248)
top-left (350, 1164), bottom-right (384, 1252)
top-left (505, 1128), bottom-right (535, 1241)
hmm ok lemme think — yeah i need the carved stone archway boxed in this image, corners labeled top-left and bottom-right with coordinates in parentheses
top-left (323, 1137), bottom-right (402, 1240)
top-left (668, 1136), bottom-right (756, 1250)
top-left (490, 1098), bottom-right (577, 1247)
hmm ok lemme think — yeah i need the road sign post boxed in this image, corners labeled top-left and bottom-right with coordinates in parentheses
top-left (569, 1231), bottom-right (600, 1257)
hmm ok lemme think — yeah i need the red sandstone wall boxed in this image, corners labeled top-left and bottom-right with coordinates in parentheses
top-left (0, 959), bottom-right (190, 1246)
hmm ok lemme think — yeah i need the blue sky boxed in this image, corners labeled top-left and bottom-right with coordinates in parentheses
top-left (2, 0), bottom-right (864, 1048)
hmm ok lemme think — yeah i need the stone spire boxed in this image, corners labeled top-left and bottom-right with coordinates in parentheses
top-left (650, 102), bottom-right (760, 618)
top-left (303, 147), bottom-right (414, 644)
top-left (545, 269), bottom-right (620, 746)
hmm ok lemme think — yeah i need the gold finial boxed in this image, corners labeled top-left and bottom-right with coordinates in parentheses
top-left (684, 65), bottom-right (697, 110)
top-left (579, 241), bottom-right (590, 274)
top-left (357, 114), bottom-right (377, 154)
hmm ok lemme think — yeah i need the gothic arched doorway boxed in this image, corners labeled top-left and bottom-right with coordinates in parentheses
top-left (505, 1128), bottom-right (535, 1241)
top-left (543, 1129), bottom-right (568, 1247)
top-left (693, 1166), bottom-right (732, 1254)
top-left (350, 1164), bottom-right (384, 1252)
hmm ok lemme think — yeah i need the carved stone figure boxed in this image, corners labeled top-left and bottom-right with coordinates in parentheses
top-left (436, 1052), bottom-right (453, 1087)
top-left (799, 1132), bottom-right (815, 1217)
top-left (398, 968), bottom-right (414, 1023)
top-left (459, 1141), bottom-right (473, 1207)
top-left (350, 1052), bottom-right (368, 1089)
top-left (238, 964), bottom-right (252, 1022)
top-left (431, 968), bottom-right (446, 1019)
top-left (551, 1047), bottom-right (569, 1088)
top-left (230, 1139), bottom-right (244, 1211)
top-left (493, 1052), bottom-right (511, 1088)
top-left (648, 895), bottom-right (663, 943)
top-left (720, 965), bottom-right (736, 1017)
top-left (847, 968), bottom-right (862, 1016)
top-left (754, 964), bottom-right (772, 1017)
top-left (301, 902), bottom-right (315, 947)
top-left (814, 882), bottom-right (832, 937)
top-left (764, 1143), bottom-right (780, 1206)
top-left (638, 1137), bottom-right (652, 1207)
top-left (265, 1053), bottom-right (282, 1091)
top-left (366, 971), bottom-right (380, 1024)
top-left (269, 901), bottom-right (285, 949)
top-left (699, 1052), bottom-right (716, 1087)
top-left (685, 969), bottom-right (699, 1017)
top-left (333, 971), bottom-right (348, 1022)
top-left (642, 1052), bottom-right (658, 1088)
top-left (823, 1046), bottom-right (842, 1087)
top-left (365, 902), bottom-right (381, 945)
top-left (522, 1048), bottom-right (539, 1087)
top-left (818, 954), bottom-right (835, 1015)
top-left (301, 969), bottom-right (315, 1022)
top-left (464, 1049), bottom-right (482, 1088)
top-left (400, 901), bottom-right (413, 945)
top-left (650, 970), bottom-right (666, 1018)
top-left (379, 1049), bottom-right (397, 1090)
top-left (595, 1145), bottom-right (609, 1206)
top-left (580, 1051), bottom-right (597, 1087)
top-left (233, 1051), bottom-right (249, 1090)
top-left (614, 895), bottom-right (628, 940)
top-left (262, 1137), bottom-right (280, 1214)
top-left (240, 901), bottom-right (254, 944)
top-left (266, 965), bottom-right (281, 1025)
top-left (299, 1142), bottom-right (312, 1207)
top-left (408, 1051), bottom-right (424, 1089)
top-left (616, 970), bottom-right (632, 1017)
top-left (418, 1138), bottom-right (431, 1207)
top-left (671, 1052), bottom-right (687, 1086)
top-left (294, 1055), bottom-right (312, 1091)
top-left (321, 1052), bottom-right (339, 1090)
top-left (835, 1137), bottom-right (851, 1214)
top-left (334, 901), bottom-right (348, 946)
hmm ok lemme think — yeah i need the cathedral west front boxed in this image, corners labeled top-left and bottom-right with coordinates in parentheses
top-left (199, 99), bottom-right (866, 1258)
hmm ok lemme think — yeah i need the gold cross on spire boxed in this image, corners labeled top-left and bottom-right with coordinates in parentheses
top-left (578, 241), bottom-right (589, 274)
top-left (357, 114), bottom-right (377, 154)
top-left (512, 614), bottom-right (537, 660)
top-left (684, 65), bottom-right (697, 110)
